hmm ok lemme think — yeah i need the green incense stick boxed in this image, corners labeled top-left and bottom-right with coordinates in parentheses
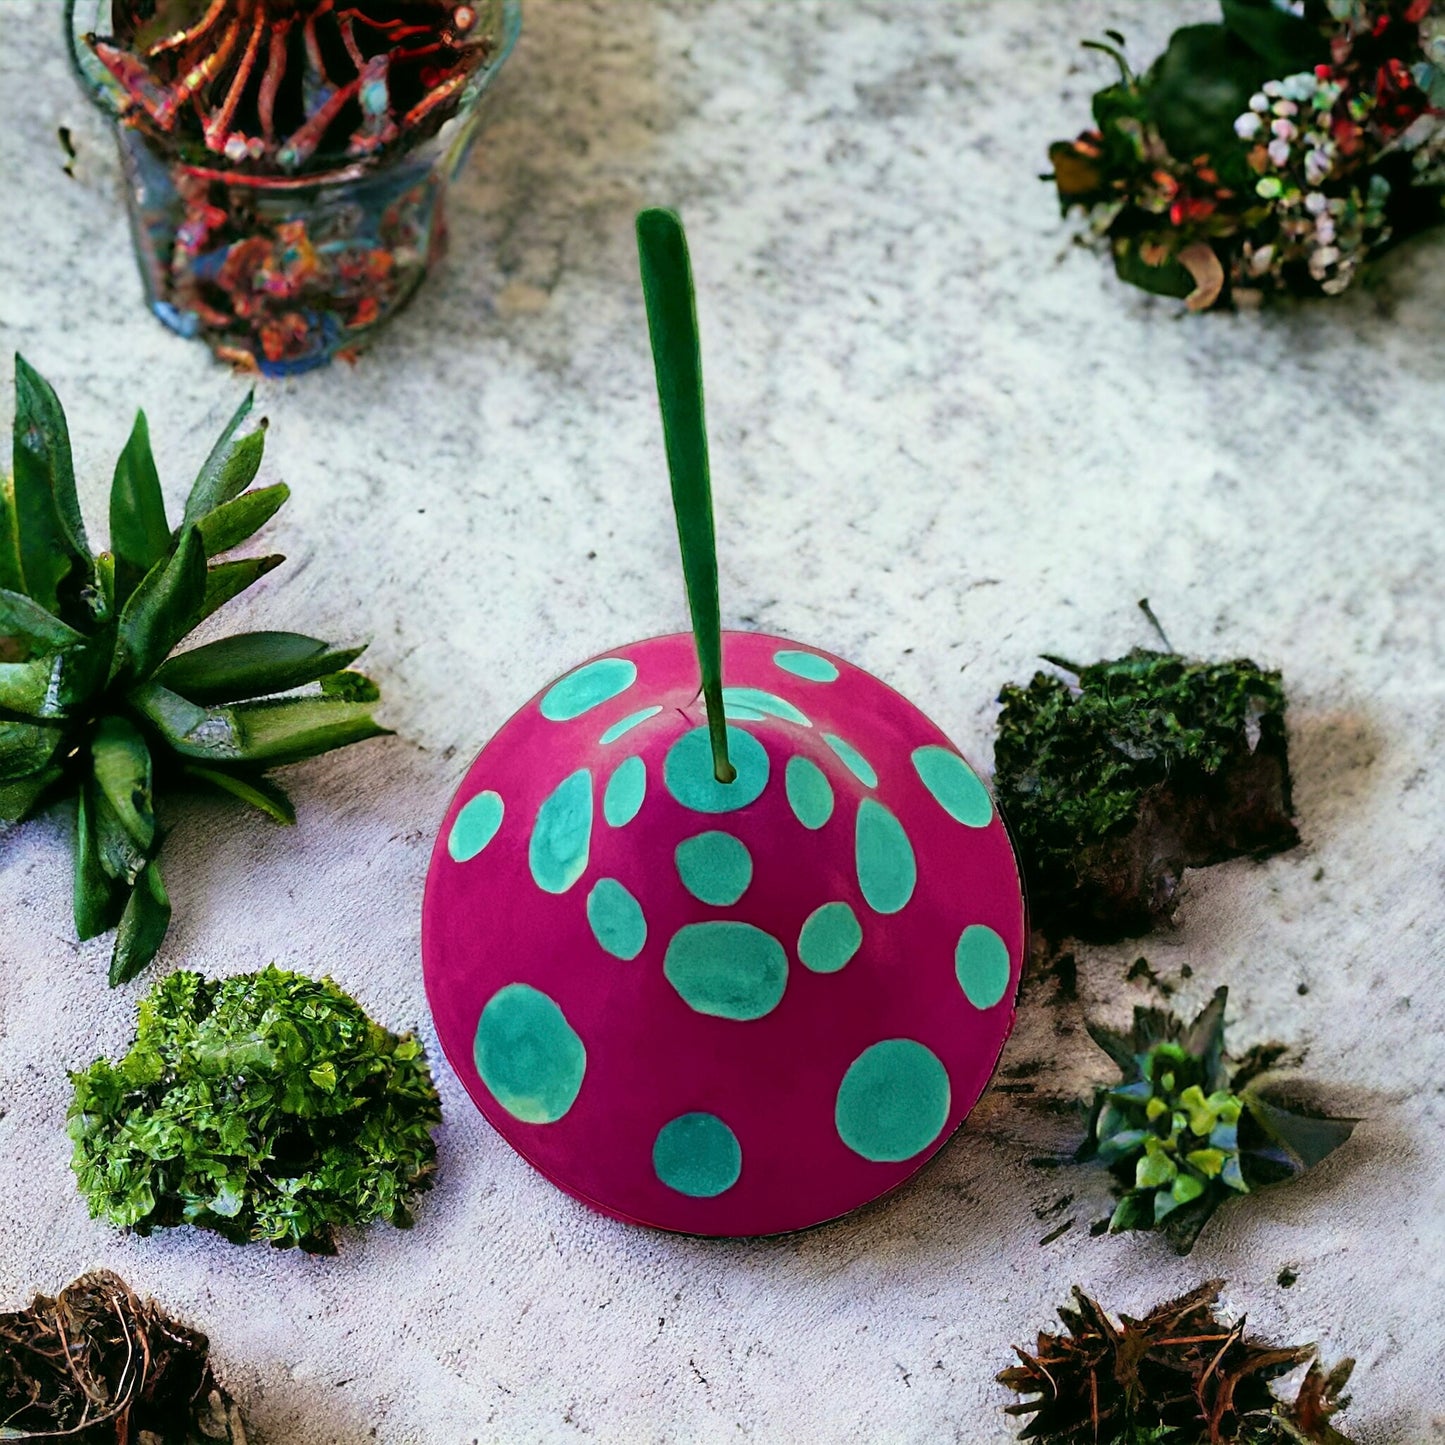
top-left (636, 207), bottom-right (734, 784)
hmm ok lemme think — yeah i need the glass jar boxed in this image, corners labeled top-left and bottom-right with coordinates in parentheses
top-left (66, 0), bottom-right (521, 375)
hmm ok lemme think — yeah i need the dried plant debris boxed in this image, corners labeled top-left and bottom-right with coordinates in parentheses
top-left (1048, 1), bottom-right (1445, 309)
top-left (999, 1280), bottom-right (1355, 1443)
top-left (1079, 989), bottom-right (1356, 1254)
top-left (0, 358), bottom-right (388, 983)
top-left (993, 632), bottom-right (1298, 942)
top-left (69, 966), bottom-right (441, 1253)
top-left (85, 0), bottom-right (503, 174)
top-left (0, 1270), bottom-right (247, 1443)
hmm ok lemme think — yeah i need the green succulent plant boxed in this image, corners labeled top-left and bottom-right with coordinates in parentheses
top-left (69, 966), bottom-right (441, 1254)
top-left (1080, 988), bottom-right (1357, 1253)
top-left (1, 355), bottom-right (388, 983)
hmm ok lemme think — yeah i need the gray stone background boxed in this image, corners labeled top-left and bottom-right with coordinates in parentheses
top-left (2, 2), bottom-right (1443, 1440)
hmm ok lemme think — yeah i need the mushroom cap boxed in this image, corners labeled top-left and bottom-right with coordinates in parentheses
top-left (422, 630), bottom-right (1026, 1235)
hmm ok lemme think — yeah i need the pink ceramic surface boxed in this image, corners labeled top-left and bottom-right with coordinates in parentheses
top-left (422, 630), bottom-right (1026, 1235)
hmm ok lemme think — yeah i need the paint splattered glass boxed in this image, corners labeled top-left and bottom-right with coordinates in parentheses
top-left (66, 0), bottom-right (521, 375)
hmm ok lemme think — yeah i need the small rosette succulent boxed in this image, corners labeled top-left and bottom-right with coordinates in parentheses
top-left (1080, 988), bottom-right (1357, 1252)
top-left (2, 356), bottom-right (387, 983)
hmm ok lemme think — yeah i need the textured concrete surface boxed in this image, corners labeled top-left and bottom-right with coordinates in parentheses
top-left (2, 2), bottom-right (1444, 1441)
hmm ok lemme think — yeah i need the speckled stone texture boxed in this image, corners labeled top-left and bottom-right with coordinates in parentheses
top-left (1, 3), bottom-right (1442, 1442)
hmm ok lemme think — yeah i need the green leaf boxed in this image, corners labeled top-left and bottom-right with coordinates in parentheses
top-left (93, 786), bottom-right (149, 886)
top-left (0, 764), bottom-right (61, 824)
top-left (1145, 24), bottom-right (1267, 163)
top-left (129, 681), bottom-right (239, 758)
top-left (110, 409), bottom-right (170, 604)
top-left (111, 526), bottom-right (207, 685)
top-left (0, 718), bottom-right (62, 781)
top-left (1243, 1091), bottom-right (1358, 1172)
top-left (636, 208), bottom-right (732, 785)
top-left (12, 355), bottom-right (90, 616)
top-left (1113, 239), bottom-right (1195, 299)
top-left (0, 655), bottom-right (63, 717)
top-left (1221, 0), bottom-right (1328, 73)
top-left (0, 474), bottom-right (22, 595)
top-left (91, 714), bottom-right (155, 849)
top-left (110, 859), bottom-right (171, 986)
top-left (198, 482), bottom-right (289, 556)
top-left (0, 585), bottom-right (86, 651)
top-left (320, 669), bottom-right (380, 702)
top-left (199, 554), bottom-right (284, 622)
top-left (182, 391), bottom-right (266, 530)
top-left (155, 632), bottom-right (364, 704)
top-left (182, 763), bottom-right (296, 824)
top-left (75, 785), bottom-right (125, 940)
top-left (229, 696), bottom-right (390, 767)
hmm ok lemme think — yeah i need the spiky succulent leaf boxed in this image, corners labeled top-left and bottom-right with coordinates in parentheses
top-left (4, 359), bottom-right (386, 982)
top-left (109, 409), bottom-right (170, 605)
top-left (199, 553), bottom-right (284, 621)
top-left (181, 392), bottom-right (264, 530)
top-left (110, 859), bottom-right (171, 986)
top-left (74, 786), bottom-right (126, 941)
top-left (1080, 987), bottom-right (1355, 1253)
top-left (0, 719), bottom-right (63, 781)
top-left (12, 355), bottom-right (90, 619)
top-left (155, 632), bottom-right (364, 705)
top-left (0, 472), bottom-right (22, 595)
top-left (110, 527), bottom-right (206, 687)
top-left (182, 764), bottom-right (296, 825)
top-left (0, 587), bottom-right (85, 651)
top-left (90, 715), bottom-right (155, 851)
top-left (197, 482), bottom-right (289, 556)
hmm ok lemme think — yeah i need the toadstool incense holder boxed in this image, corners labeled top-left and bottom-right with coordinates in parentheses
top-left (422, 211), bottom-right (1026, 1235)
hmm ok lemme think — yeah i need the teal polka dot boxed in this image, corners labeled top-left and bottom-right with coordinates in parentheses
top-left (855, 798), bottom-right (916, 914)
top-left (448, 791), bottom-right (503, 862)
top-left (529, 769), bottom-right (592, 894)
top-left (798, 902), bottom-right (862, 973)
top-left (835, 1039), bottom-right (950, 1162)
top-left (823, 733), bottom-right (877, 787)
top-left (664, 725), bottom-right (769, 813)
top-left (587, 878), bottom-right (647, 960)
top-left (664, 922), bottom-right (787, 1020)
top-left (675, 831), bottom-right (753, 906)
top-left (722, 687), bottom-right (811, 727)
top-left (600, 705), bottom-right (662, 744)
top-left (653, 1113), bottom-right (742, 1197)
top-left (474, 983), bottom-right (586, 1124)
top-left (774, 649), bottom-right (839, 683)
top-left (912, 745), bottom-right (993, 827)
top-left (785, 755), bottom-right (834, 830)
top-left (540, 657), bottom-right (637, 721)
top-left (955, 924), bottom-right (1011, 1009)
top-left (603, 755), bottom-right (647, 827)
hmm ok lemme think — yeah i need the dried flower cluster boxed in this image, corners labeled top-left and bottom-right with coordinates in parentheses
top-left (85, 0), bottom-right (502, 175)
top-left (1079, 989), bottom-right (1356, 1253)
top-left (1000, 1281), bottom-right (1356, 1443)
top-left (1050, 0), bottom-right (1445, 308)
top-left (0, 1270), bottom-right (247, 1443)
top-left (992, 639), bottom-right (1297, 941)
top-left (69, 966), bottom-right (442, 1253)
top-left (1, 358), bottom-right (387, 982)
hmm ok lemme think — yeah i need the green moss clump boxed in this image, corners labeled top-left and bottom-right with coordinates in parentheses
top-left (68, 966), bottom-right (441, 1254)
top-left (994, 648), bottom-right (1298, 940)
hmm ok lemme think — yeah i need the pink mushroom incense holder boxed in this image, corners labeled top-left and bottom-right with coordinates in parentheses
top-left (422, 210), bottom-right (1027, 1235)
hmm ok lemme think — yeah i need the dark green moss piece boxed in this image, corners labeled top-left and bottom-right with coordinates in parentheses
top-left (994, 648), bottom-right (1298, 942)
